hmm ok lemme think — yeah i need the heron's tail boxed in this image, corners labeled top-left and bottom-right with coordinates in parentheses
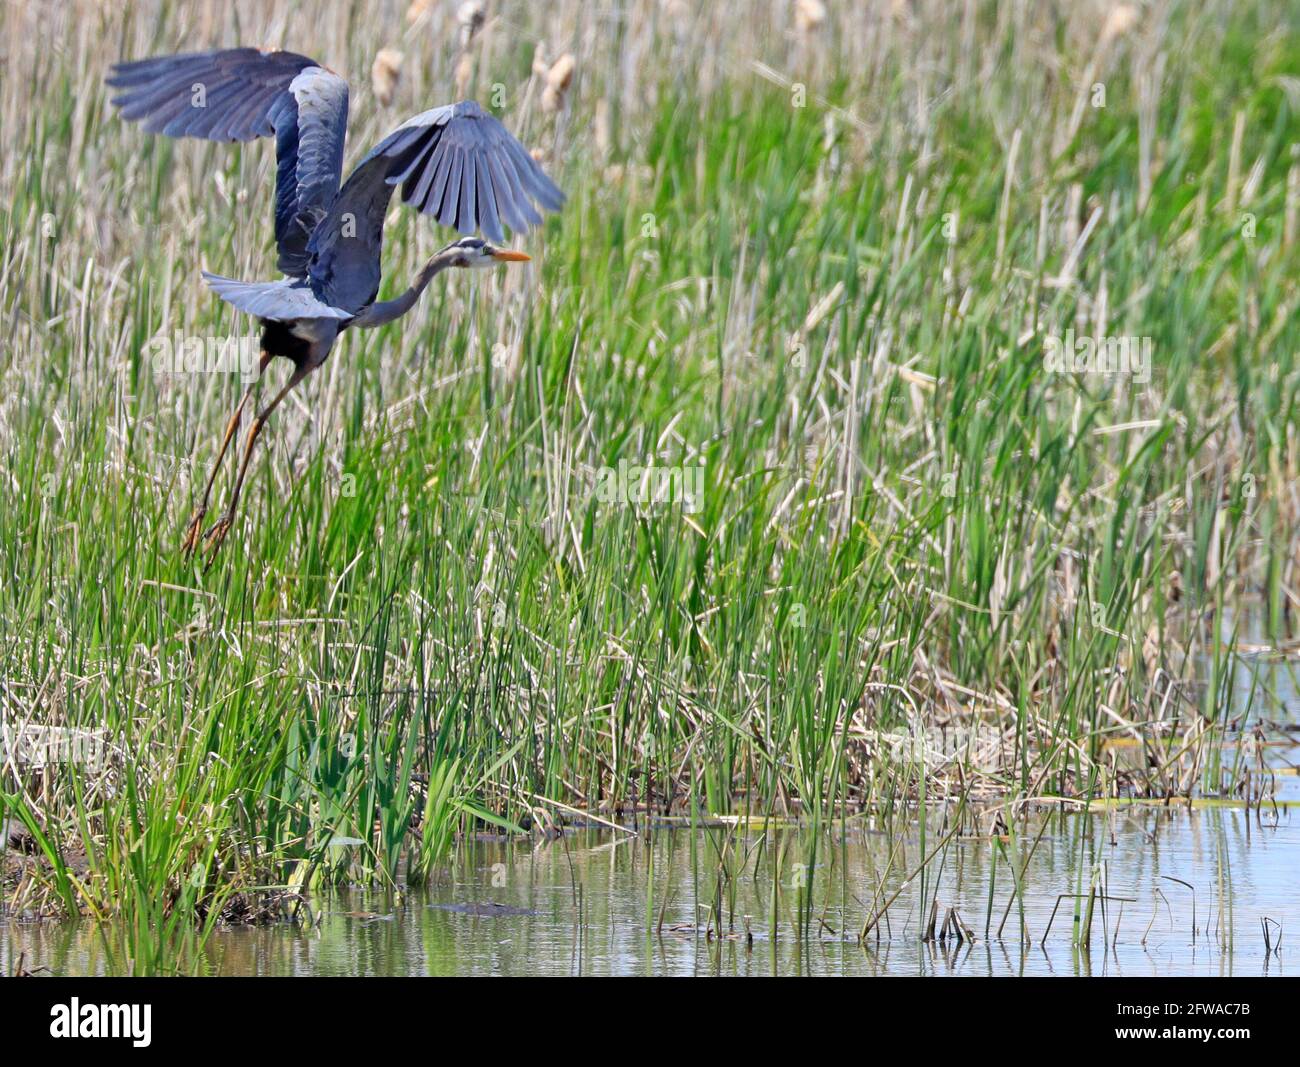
top-left (201, 271), bottom-right (352, 322)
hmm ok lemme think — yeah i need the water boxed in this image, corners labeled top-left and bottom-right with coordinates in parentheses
top-left (3, 804), bottom-right (1295, 976)
top-left (5, 612), bottom-right (1298, 977)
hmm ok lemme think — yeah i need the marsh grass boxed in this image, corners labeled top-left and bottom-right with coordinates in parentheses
top-left (2, 0), bottom-right (1299, 966)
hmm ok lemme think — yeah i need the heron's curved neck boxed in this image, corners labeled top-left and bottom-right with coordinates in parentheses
top-left (351, 246), bottom-right (460, 328)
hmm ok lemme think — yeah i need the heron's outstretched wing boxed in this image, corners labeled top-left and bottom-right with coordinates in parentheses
top-left (201, 272), bottom-right (352, 321)
top-left (307, 101), bottom-right (563, 313)
top-left (107, 49), bottom-right (350, 278)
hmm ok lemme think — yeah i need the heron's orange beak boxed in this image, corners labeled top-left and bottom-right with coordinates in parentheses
top-left (492, 249), bottom-right (531, 262)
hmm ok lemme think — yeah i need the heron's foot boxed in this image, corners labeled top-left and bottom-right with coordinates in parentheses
top-left (180, 506), bottom-right (208, 558)
top-left (201, 511), bottom-right (236, 567)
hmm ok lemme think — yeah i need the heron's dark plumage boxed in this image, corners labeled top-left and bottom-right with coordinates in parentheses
top-left (107, 48), bottom-right (564, 561)
top-left (259, 319), bottom-right (314, 365)
top-left (108, 48), bottom-right (350, 277)
top-left (108, 49), bottom-right (563, 319)
top-left (301, 101), bottom-right (563, 311)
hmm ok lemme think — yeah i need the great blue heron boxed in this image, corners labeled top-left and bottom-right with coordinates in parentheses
top-left (107, 48), bottom-right (563, 561)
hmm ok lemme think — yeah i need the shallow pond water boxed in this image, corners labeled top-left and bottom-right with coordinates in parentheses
top-left (2, 804), bottom-right (1295, 976)
top-left (6, 612), bottom-right (1298, 977)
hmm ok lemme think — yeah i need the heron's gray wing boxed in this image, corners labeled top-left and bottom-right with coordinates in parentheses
top-left (201, 272), bottom-right (352, 321)
top-left (306, 101), bottom-right (563, 312)
top-left (107, 49), bottom-right (350, 278)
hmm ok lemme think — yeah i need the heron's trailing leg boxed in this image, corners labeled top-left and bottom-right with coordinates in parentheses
top-left (181, 351), bottom-right (272, 558)
top-left (201, 361), bottom-right (314, 565)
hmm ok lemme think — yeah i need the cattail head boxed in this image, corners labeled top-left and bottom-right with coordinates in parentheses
top-left (458, 1), bottom-right (486, 48)
top-left (541, 53), bottom-right (575, 114)
top-left (1101, 3), bottom-right (1138, 43)
top-left (531, 43), bottom-right (550, 80)
top-left (405, 0), bottom-right (434, 23)
top-left (548, 54), bottom-right (575, 94)
top-left (794, 0), bottom-right (827, 34)
top-left (371, 49), bottom-right (403, 106)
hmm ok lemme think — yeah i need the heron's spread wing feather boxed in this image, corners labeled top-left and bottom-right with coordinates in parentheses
top-left (307, 101), bottom-right (563, 312)
top-left (108, 49), bottom-right (349, 278)
top-left (201, 272), bottom-right (352, 322)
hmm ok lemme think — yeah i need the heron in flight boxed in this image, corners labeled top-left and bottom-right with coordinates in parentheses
top-left (107, 48), bottom-right (563, 561)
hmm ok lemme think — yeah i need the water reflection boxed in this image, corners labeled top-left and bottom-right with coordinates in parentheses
top-left (2, 808), bottom-right (1293, 976)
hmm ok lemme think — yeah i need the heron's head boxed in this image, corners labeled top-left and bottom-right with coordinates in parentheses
top-left (442, 237), bottom-right (531, 269)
